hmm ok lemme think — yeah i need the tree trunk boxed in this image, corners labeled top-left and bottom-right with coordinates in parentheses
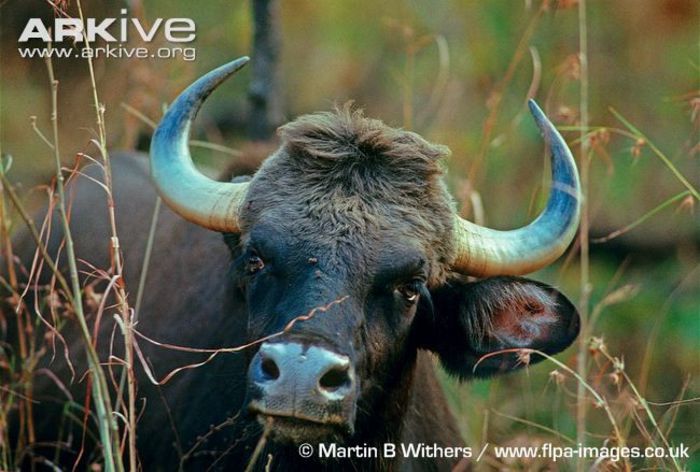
top-left (248, 0), bottom-right (283, 141)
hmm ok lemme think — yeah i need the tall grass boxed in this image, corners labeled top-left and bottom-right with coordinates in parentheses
top-left (0, 1), bottom-right (697, 471)
top-left (74, 0), bottom-right (137, 467)
top-left (428, 1), bottom-right (698, 470)
top-left (575, 2), bottom-right (591, 469)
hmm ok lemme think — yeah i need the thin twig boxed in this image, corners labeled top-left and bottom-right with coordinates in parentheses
top-left (75, 0), bottom-right (135, 467)
top-left (473, 348), bottom-right (630, 471)
top-left (575, 2), bottom-right (592, 470)
top-left (597, 347), bottom-right (682, 472)
top-left (489, 409), bottom-right (576, 445)
top-left (134, 197), bottom-right (162, 321)
top-left (44, 40), bottom-right (123, 472)
top-left (244, 418), bottom-right (272, 472)
top-left (467, 1), bottom-right (546, 183)
top-left (120, 102), bottom-right (242, 157)
top-left (609, 107), bottom-right (699, 200)
top-left (132, 296), bottom-right (349, 385)
top-left (592, 191), bottom-right (691, 243)
top-left (0, 173), bottom-right (70, 296)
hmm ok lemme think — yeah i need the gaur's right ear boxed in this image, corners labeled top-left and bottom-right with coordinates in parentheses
top-left (419, 276), bottom-right (579, 379)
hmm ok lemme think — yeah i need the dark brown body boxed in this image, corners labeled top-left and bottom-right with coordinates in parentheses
top-left (5, 153), bottom-right (464, 471)
top-left (5, 91), bottom-right (582, 471)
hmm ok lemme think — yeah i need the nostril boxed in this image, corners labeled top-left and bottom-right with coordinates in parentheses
top-left (260, 357), bottom-right (280, 381)
top-left (319, 365), bottom-right (351, 392)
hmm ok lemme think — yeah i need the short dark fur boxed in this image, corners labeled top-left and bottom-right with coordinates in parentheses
top-left (242, 104), bottom-right (455, 285)
top-left (3, 108), bottom-right (579, 471)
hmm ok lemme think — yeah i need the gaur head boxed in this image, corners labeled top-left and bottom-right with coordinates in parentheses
top-left (150, 58), bottom-right (581, 442)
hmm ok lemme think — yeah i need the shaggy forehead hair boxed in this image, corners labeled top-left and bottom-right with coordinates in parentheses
top-left (241, 104), bottom-right (457, 285)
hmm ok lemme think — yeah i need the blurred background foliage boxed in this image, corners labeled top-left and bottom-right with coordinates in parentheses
top-left (1, 0), bottom-right (698, 469)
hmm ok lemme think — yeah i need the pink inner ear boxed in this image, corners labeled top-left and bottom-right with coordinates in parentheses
top-left (524, 301), bottom-right (545, 315)
top-left (490, 290), bottom-right (558, 345)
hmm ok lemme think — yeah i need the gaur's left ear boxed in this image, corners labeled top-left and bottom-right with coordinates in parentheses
top-left (418, 276), bottom-right (579, 379)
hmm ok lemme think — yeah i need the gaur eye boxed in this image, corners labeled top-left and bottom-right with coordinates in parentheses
top-left (247, 255), bottom-right (265, 274)
top-left (396, 281), bottom-right (422, 303)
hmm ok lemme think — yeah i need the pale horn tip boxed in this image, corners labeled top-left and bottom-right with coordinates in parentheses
top-left (527, 99), bottom-right (548, 133)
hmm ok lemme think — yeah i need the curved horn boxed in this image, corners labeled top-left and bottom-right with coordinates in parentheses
top-left (451, 100), bottom-right (581, 276)
top-left (150, 57), bottom-right (251, 232)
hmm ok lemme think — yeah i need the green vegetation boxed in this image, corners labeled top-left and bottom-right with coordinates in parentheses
top-left (0, 0), bottom-right (697, 470)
